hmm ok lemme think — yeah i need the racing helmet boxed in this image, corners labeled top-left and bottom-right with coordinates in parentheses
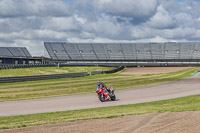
top-left (97, 80), bottom-right (101, 84)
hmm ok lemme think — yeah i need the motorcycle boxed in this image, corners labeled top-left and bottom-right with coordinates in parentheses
top-left (96, 87), bottom-right (116, 102)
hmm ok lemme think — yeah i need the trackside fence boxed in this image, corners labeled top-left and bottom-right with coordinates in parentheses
top-left (0, 64), bottom-right (54, 70)
top-left (0, 66), bottom-right (125, 83)
top-left (0, 63), bottom-right (118, 70)
top-left (0, 72), bottom-right (88, 83)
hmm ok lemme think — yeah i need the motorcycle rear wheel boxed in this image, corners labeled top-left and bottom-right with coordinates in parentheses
top-left (111, 94), bottom-right (116, 101)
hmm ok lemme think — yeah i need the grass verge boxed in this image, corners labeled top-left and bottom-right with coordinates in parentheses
top-left (0, 67), bottom-right (199, 101)
top-left (1, 94), bottom-right (200, 129)
top-left (0, 66), bottom-right (113, 77)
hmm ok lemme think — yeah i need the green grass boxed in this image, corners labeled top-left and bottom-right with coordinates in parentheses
top-left (0, 66), bottom-right (113, 77)
top-left (0, 67), bottom-right (199, 101)
top-left (1, 94), bottom-right (200, 129)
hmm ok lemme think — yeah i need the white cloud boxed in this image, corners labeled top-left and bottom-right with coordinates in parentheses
top-left (147, 5), bottom-right (176, 29)
top-left (0, 17), bottom-right (41, 33)
top-left (83, 15), bottom-right (122, 37)
top-left (74, 15), bottom-right (87, 25)
top-left (94, 0), bottom-right (158, 18)
top-left (41, 17), bottom-right (80, 31)
top-left (0, 0), bottom-right (71, 17)
top-left (175, 13), bottom-right (197, 28)
top-left (0, 0), bottom-right (200, 56)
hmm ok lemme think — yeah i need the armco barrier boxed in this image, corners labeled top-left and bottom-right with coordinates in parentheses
top-left (103, 66), bottom-right (125, 74)
top-left (0, 64), bottom-right (57, 70)
top-left (0, 65), bottom-right (124, 83)
top-left (0, 63), bottom-right (110, 70)
top-left (91, 71), bottom-right (103, 75)
top-left (0, 72), bottom-right (88, 83)
top-left (91, 66), bottom-right (125, 75)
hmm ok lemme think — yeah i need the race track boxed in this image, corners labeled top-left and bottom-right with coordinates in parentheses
top-left (0, 74), bottom-right (200, 117)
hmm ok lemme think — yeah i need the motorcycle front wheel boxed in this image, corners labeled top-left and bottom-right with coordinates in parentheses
top-left (98, 94), bottom-right (105, 102)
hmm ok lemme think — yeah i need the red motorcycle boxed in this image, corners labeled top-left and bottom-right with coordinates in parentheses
top-left (96, 87), bottom-right (116, 102)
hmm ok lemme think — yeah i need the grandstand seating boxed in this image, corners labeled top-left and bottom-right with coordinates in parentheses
top-left (0, 47), bottom-right (13, 57)
top-left (63, 43), bottom-right (82, 60)
top-left (0, 47), bottom-right (31, 57)
top-left (50, 42), bottom-right (71, 60)
top-left (44, 42), bottom-right (200, 61)
top-left (92, 43), bottom-right (108, 60)
top-left (121, 43), bottom-right (136, 60)
top-left (44, 43), bottom-right (58, 60)
top-left (164, 42), bottom-right (180, 59)
top-left (76, 43), bottom-right (97, 60)
top-left (179, 42), bottom-right (193, 59)
top-left (192, 43), bottom-right (200, 59)
top-left (21, 48), bottom-right (32, 57)
top-left (105, 43), bottom-right (124, 60)
top-left (151, 43), bottom-right (163, 59)
top-left (135, 43), bottom-right (152, 59)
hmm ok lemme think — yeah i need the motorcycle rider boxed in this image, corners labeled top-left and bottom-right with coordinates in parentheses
top-left (97, 80), bottom-right (106, 89)
top-left (97, 80), bottom-right (109, 99)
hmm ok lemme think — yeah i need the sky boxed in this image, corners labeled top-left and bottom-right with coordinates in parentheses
top-left (0, 0), bottom-right (200, 56)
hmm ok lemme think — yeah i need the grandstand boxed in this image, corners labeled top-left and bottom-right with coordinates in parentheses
top-left (0, 47), bottom-right (43, 65)
top-left (0, 47), bottom-right (31, 57)
top-left (44, 42), bottom-right (200, 66)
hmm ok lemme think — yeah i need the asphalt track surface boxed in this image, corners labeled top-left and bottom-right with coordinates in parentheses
top-left (0, 74), bottom-right (200, 117)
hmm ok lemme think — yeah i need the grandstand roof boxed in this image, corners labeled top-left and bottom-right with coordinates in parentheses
top-left (0, 47), bottom-right (32, 58)
top-left (44, 42), bottom-right (200, 61)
